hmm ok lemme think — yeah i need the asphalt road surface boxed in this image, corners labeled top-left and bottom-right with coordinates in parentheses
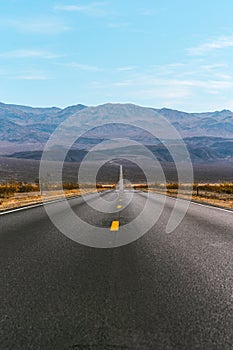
top-left (1, 190), bottom-right (233, 349)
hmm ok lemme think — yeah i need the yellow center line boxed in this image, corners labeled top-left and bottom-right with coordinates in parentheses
top-left (117, 205), bottom-right (122, 209)
top-left (110, 221), bottom-right (119, 231)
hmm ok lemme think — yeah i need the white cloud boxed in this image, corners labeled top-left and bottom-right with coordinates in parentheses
top-left (138, 8), bottom-right (158, 16)
top-left (2, 17), bottom-right (70, 34)
top-left (112, 80), bottom-right (134, 87)
top-left (107, 22), bottom-right (129, 29)
top-left (15, 74), bottom-right (49, 81)
top-left (0, 49), bottom-right (63, 59)
top-left (0, 68), bottom-right (7, 75)
top-left (10, 71), bottom-right (50, 80)
top-left (54, 2), bottom-right (110, 16)
top-left (89, 58), bottom-right (233, 111)
top-left (187, 35), bottom-right (233, 55)
top-left (66, 62), bottom-right (102, 71)
top-left (116, 66), bottom-right (138, 72)
top-left (129, 87), bottom-right (192, 100)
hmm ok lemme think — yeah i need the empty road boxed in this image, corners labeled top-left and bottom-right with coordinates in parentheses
top-left (1, 191), bottom-right (233, 349)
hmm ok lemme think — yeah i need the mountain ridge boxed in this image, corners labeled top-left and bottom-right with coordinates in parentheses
top-left (1, 101), bottom-right (233, 163)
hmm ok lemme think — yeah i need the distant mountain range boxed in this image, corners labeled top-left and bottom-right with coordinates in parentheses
top-left (0, 102), bottom-right (86, 153)
top-left (1, 101), bottom-right (233, 163)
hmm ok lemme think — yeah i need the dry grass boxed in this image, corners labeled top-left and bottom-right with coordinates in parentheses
top-left (146, 184), bottom-right (233, 210)
top-left (0, 188), bottom-right (105, 211)
top-left (191, 194), bottom-right (233, 209)
top-left (2, 182), bottom-right (233, 212)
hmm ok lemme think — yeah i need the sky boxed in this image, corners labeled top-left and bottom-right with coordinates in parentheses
top-left (1, 0), bottom-right (233, 111)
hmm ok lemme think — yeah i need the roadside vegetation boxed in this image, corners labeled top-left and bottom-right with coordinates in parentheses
top-left (0, 181), bottom-right (39, 196)
top-left (146, 182), bottom-right (233, 209)
top-left (1, 181), bottom-right (233, 211)
top-left (0, 181), bottom-right (112, 211)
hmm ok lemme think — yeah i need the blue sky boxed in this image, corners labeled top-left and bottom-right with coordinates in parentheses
top-left (1, 0), bottom-right (233, 111)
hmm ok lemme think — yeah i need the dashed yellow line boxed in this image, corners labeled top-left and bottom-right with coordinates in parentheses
top-left (110, 221), bottom-right (119, 231)
top-left (117, 205), bottom-right (122, 209)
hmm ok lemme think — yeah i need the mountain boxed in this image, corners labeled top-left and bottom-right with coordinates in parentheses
top-left (1, 101), bottom-right (233, 163)
top-left (0, 101), bottom-right (87, 124)
top-left (0, 102), bottom-right (87, 153)
top-left (7, 137), bottom-right (233, 164)
top-left (152, 107), bottom-right (233, 138)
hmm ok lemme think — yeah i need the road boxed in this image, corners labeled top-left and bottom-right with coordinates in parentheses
top-left (1, 190), bottom-right (233, 349)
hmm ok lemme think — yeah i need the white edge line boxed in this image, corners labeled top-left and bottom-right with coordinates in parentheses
top-left (187, 199), bottom-right (233, 214)
top-left (0, 190), bottom-right (113, 216)
top-left (0, 195), bottom-right (81, 216)
top-left (2, 190), bottom-right (232, 216)
top-left (156, 192), bottom-right (233, 214)
top-left (141, 190), bottom-right (233, 214)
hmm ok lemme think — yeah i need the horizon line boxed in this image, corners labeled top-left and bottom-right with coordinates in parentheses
top-left (0, 100), bottom-right (232, 114)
